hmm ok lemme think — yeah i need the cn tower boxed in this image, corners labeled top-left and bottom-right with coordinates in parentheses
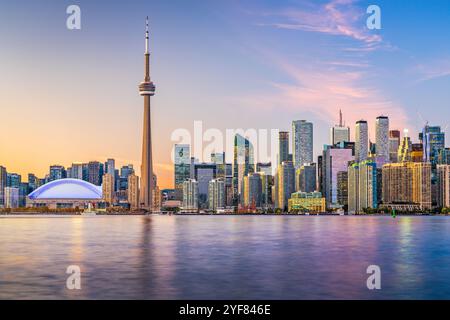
top-left (139, 17), bottom-right (156, 210)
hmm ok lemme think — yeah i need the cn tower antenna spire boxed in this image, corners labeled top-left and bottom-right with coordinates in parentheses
top-left (145, 16), bottom-right (149, 54)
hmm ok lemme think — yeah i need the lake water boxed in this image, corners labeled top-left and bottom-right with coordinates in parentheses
top-left (1, 215), bottom-right (450, 299)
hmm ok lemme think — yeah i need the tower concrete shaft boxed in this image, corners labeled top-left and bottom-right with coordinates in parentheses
top-left (139, 17), bottom-right (156, 210)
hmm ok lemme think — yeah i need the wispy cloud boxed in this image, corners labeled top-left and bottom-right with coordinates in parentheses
top-left (257, 0), bottom-right (382, 49)
top-left (414, 58), bottom-right (450, 83)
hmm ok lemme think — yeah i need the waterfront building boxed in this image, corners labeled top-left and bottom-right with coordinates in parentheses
top-left (389, 130), bottom-right (401, 163)
top-left (296, 163), bottom-right (316, 193)
top-left (421, 124), bottom-right (445, 165)
top-left (69, 163), bottom-right (84, 180)
top-left (292, 120), bottom-right (313, 168)
top-left (337, 171), bottom-right (348, 207)
top-left (322, 145), bottom-right (354, 209)
top-left (7, 173), bottom-right (21, 188)
top-left (259, 172), bottom-right (273, 209)
top-left (26, 179), bottom-right (103, 209)
top-left (330, 109), bottom-right (350, 145)
top-left (102, 173), bottom-right (115, 206)
top-left (348, 161), bottom-right (377, 214)
top-left (208, 178), bottom-right (225, 212)
top-left (127, 173), bottom-right (140, 209)
top-left (87, 161), bottom-right (104, 186)
top-left (382, 162), bottom-right (432, 211)
top-left (278, 131), bottom-right (290, 165)
top-left (0, 166), bottom-right (7, 207)
top-left (4, 187), bottom-right (19, 209)
top-left (243, 173), bottom-right (262, 208)
top-left (437, 165), bottom-right (450, 208)
top-left (194, 163), bottom-right (216, 208)
top-left (233, 134), bottom-right (254, 203)
top-left (174, 144), bottom-right (191, 200)
top-left (376, 116), bottom-right (390, 165)
top-left (182, 179), bottom-right (199, 212)
top-left (288, 191), bottom-right (326, 213)
top-left (276, 161), bottom-right (295, 211)
top-left (355, 120), bottom-right (369, 162)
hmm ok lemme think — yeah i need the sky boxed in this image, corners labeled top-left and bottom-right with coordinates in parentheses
top-left (1, 0), bottom-right (450, 189)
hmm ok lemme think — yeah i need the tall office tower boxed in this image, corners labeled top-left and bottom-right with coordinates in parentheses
top-left (337, 171), bottom-right (348, 207)
top-left (256, 162), bottom-right (272, 176)
top-left (127, 173), bottom-right (140, 209)
top-left (382, 162), bottom-right (432, 210)
top-left (27, 173), bottom-right (38, 193)
top-left (389, 130), bottom-right (401, 163)
top-left (260, 172), bottom-right (273, 209)
top-left (211, 152), bottom-right (226, 179)
top-left (375, 116), bottom-right (390, 164)
top-left (437, 165), bottom-right (450, 208)
top-left (4, 187), bottom-right (19, 209)
top-left (438, 148), bottom-right (450, 165)
top-left (317, 155), bottom-right (323, 193)
top-left (411, 143), bottom-right (424, 162)
top-left (70, 163), bottom-right (84, 180)
top-left (233, 134), bottom-right (254, 203)
top-left (182, 179), bottom-right (199, 211)
top-left (7, 173), bottom-right (21, 188)
top-left (330, 109), bottom-right (350, 145)
top-left (0, 166), bottom-right (7, 207)
top-left (49, 165), bottom-right (66, 181)
top-left (139, 17), bottom-right (156, 210)
top-left (296, 163), bottom-right (316, 193)
top-left (243, 173), bottom-right (262, 208)
top-left (87, 161), bottom-right (104, 186)
top-left (208, 178), bottom-right (225, 212)
top-left (322, 145), bottom-right (354, 209)
top-left (105, 159), bottom-right (115, 175)
top-left (398, 130), bottom-right (412, 162)
top-left (102, 173), bottom-right (115, 205)
top-left (421, 124), bottom-right (445, 164)
top-left (292, 120), bottom-right (313, 169)
top-left (348, 161), bottom-right (377, 214)
top-left (194, 163), bottom-right (216, 208)
top-left (19, 182), bottom-right (28, 207)
top-left (355, 120), bottom-right (369, 162)
top-left (174, 144), bottom-right (191, 200)
top-left (276, 161), bottom-right (295, 211)
top-left (278, 131), bottom-right (290, 165)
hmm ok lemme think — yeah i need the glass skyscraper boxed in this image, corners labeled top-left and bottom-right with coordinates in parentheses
top-left (233, 134), bottom-right (254, 204)
top-left (292, 120), bottom-right (313, 169)
top-left (174, 144), bottom-right (191, 199)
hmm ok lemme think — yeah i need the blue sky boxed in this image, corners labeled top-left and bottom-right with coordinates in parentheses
top-left (0, 0), bottom-right (449, 187)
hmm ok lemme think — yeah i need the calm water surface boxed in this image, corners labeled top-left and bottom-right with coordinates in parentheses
top-left (1, 215), bottom-right (450, 299)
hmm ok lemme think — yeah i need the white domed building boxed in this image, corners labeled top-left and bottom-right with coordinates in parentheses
top-left (26, 178), bottom-right (103, 209)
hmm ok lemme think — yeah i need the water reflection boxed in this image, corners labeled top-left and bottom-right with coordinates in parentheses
top-left (1, 215), bottom-right (450, 299)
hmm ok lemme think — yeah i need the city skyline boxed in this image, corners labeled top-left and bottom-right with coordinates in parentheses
top-left (1, 0), bottom-right (450, 189)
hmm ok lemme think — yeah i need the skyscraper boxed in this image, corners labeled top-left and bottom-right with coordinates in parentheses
top-left (233, 134), bottom-right (254, 203)
top-left (139, 17), bottom-right (156, 210)
top-left (105, 159), bottom-right (115, 175)
top-left (194, 163), bottom-right (216, 208)
top-left (355, 120), bottom-right (368, 162)
top-left (127, 173), bottom-right (140, 209)
top-left (102, 173), bottom-right (115, 205)
top-left (296, 163), bottom-right (316, 193)
top-left (49, 165), bottom-right (66, 181)
top-left (182, 179), bottom-right (199, 212)
top-left (276, 161), bottom-right (295, 211)
top-left (87, 161), bottom-right (103, 186)
top-left (322, 145), bottom-right (354, 208)
top-left (389, 130), bottom-right (401, 163)
top-left (398, 129), bottom-right (412, 163)
top-left (375, 116), bottom-right (389, 164)
top-left (278, 131), bottom-right (290, 165)
top-left (0, 166), bottom-right (7, 207)
top-left (348, 160), bottom-right (377, 214)
top-left (174, 144), bottom-right (191, 200)
top-left (421, 124), bottom-right (445, 165)
top-left (330, 109), bottom-right (350, 145)
top-left (208, 178), bottom-right (225, 212)
top-left (437, 165), bottom-right (450, 208)
top-left (292, 120), bottom-right (313, 169)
